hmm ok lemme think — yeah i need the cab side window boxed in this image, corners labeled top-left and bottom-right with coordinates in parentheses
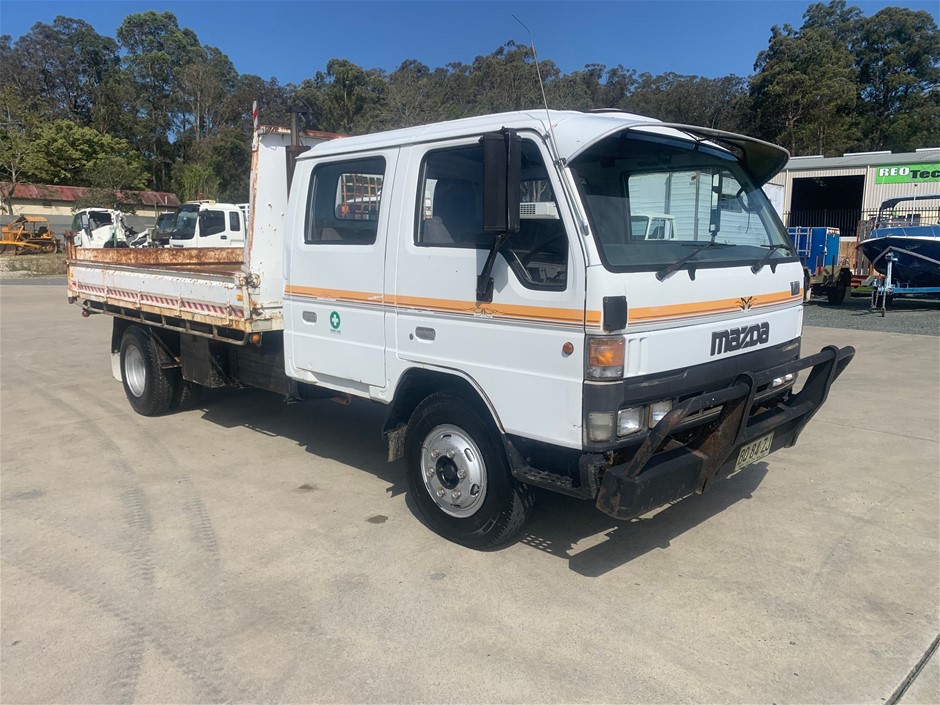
top-left (306, 157), bottom-right (385, 244)
top-left (229, 211), bottom-right (241, 232)
top-left (416, 140), bottom-right (567, 290)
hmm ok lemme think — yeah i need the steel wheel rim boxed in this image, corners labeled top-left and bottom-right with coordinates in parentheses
top-left (124, 344), bottom-right (147, 398)
top-left (420, 424), bottom-right (488, 517)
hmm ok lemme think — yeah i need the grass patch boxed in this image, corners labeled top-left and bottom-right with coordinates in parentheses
top-left (1, 253), bottom-right (67, 276)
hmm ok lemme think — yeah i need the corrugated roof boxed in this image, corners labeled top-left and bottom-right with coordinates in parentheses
top-left (784, 148), bottom-right (940, 171)
top-left (0, 182), bottom-right (180, 207)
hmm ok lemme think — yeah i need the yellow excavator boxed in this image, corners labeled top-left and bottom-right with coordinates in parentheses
top-left (0, 216), bottom-right (59, 255)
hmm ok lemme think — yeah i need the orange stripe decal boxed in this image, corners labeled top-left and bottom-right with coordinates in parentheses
top-left (284, 285), bottom-right (591, 325)
top-left (284, 285), bottom-right (797, 327)
top-left (629, 291), bottom-right (799, 322)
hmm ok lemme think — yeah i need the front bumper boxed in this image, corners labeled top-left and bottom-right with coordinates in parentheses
top-left (595, 345), bottom-right (855, 520)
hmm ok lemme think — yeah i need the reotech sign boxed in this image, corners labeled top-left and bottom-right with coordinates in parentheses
top-left (875, 163), bottom-right (940, 184)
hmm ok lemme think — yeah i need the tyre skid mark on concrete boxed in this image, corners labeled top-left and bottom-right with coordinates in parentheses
top-left (13, 355), bottom-right (326, 700)
top-left (1, 555), bottom-right (226, 703)
top-left (17, 359), bottom-right (291, 700)
top-left (22, 382), bottom-right (156, 703)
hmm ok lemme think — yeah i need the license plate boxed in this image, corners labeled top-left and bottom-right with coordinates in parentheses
top-left (734, 433), bottom-right (774, 472)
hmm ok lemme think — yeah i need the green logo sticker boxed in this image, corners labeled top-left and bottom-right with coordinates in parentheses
top-left (329, 311), bottom-right (341, 329)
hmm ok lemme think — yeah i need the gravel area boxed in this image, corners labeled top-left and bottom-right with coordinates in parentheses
top-left (803, 294), bottom-right (940, 336)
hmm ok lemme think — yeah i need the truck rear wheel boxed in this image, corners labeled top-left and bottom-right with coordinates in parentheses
top-left (120, 326), bottom-right (176, 416)
top-left (404, 393), bottom-right (532, 549)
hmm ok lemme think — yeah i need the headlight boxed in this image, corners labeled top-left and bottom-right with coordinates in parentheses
top-left (587, 412), bottom-right (616, 442)
top-left (649, 400), bottom-right (673, 426)
top-left (617, 407), bottom-right (645, 436)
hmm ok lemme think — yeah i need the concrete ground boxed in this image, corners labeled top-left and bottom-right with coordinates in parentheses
top-left (1, 281), bottom-right (938, 704)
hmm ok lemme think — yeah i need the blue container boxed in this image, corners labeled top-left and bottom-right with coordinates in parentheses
top-left (787, 227), bottom-right (841, 272)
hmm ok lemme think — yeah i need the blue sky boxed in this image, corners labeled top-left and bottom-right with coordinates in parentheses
top-left (2, 1), bottom-right (938, 82)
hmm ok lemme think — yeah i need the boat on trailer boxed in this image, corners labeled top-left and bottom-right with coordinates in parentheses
top-left (858, 195), bottom-right (940, 314)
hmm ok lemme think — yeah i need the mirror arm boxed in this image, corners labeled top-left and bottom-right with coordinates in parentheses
top-left (476, 233), bottom-right (510, 302)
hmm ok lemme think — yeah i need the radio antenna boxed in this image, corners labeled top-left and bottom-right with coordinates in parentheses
top-left (513, 15), bottom-right (561, 162)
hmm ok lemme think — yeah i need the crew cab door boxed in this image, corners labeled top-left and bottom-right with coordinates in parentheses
top-left (285, 149), bottom-right (398, 390)
top-left (391, 135), bottom-right (586, 449)
top-left (196, 209), bottom-right (244, 247)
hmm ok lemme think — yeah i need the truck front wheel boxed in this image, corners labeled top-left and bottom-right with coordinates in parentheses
top-left (404, 394), bottom-right (532, 549)
top-left (120, 326), bottom-right (176, 416)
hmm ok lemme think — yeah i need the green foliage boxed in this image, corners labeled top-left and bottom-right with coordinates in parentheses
top-left (855, 6), bottom-right (940, 151)
top-left (28, 120), bottom-right (145, 187)
top-left (173, 162), bottom-right (219, 202)
top-left (1, 0), bottom-right (938, 203)
top-left (751, 22), bottom-right (858, 154)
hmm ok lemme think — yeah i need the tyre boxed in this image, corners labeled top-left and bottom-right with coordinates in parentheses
top-left (827, 279), bottom-right (848, 305)
top-left (170, 378), bottom-right (203, 411)
top-left (120, 326), bottom-right (177, 416)
top-left (404, 393), bottom-right (533, 549)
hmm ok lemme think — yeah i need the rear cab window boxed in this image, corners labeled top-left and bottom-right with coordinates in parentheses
top-left (305, 157), bottom-right (386, 245)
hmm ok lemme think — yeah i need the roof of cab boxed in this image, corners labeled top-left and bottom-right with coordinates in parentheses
top-left (297, 109), bottom-right (789, 185)
top-left (298, 109), bottom-right (680, 162)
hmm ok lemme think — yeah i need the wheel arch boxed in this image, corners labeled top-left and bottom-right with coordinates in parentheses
top-left (383, 366), bottom-right (504, 438)
top-left (113, 319), bottom-right (181, 366)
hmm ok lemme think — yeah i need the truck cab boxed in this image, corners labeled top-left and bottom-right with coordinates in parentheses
top-left (282, 110), bottom-right (852, 546)
top-left (71, 208), bottom-right (131, 248)
top-left (169, 201), bottom-right (246, 248)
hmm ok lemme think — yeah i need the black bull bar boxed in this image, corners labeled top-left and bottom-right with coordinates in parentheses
top-left (596, 345), bottom-right (856, 520)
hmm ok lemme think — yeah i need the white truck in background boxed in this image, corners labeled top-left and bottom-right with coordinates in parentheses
top-left (67, 112), bottom-right (854, 548)
top-left (168, 201), bottom-right (249, 248)
top-left (71, 208), bottom-right (133, 248)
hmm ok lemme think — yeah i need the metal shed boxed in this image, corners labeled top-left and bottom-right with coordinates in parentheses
top-left (780, 148), bottom-right (940, 239)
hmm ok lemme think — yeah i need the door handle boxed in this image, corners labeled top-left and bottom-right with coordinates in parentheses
top-left (415, 327), bottom-right (436, 341)
top-left (302, 311), bottom-right (317, 323)
top-left (220, 235), bottom-right (228, 240)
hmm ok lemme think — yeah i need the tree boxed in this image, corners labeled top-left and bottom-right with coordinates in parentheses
top-left (801, 0), bottom-right (863, 44)
top-left (172, 162), bottom-right (218, 202)
top-left (379, 60), bottom-right (451, 129)
top-left (117, 11), bottom-right (201, 189)
top-left (0, 86), bottom-right (48, 213)
top-left (854, 6), bottom-right (940, 151)
top-left (0, 17), bottom-right (120, 125)
top-left (465, 42), bottom-right (548, 114)
top-left (622, 72), bottom-right (748, 131)
top-left (232, 74), bottom-right (292, 132)
top-left (178, 46), bottom-right (237, 141)
top-left (28, 119), bottom-right (145, 187)
top-left (750, 23), bottom-right (858, 154)
top-left (295, 58), bottom-right (386, 134)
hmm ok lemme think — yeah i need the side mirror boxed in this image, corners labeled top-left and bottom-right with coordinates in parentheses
top-left (481, 129), bottom-right (521, 235)
top-left (476, 129), bottom-right (522, 302)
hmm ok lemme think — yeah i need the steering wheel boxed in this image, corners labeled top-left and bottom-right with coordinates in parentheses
top-left (515, 231), bottom-right (567, 267)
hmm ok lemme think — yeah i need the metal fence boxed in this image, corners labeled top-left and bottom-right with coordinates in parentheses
top-left (784, 205), bottom-right (940, 241)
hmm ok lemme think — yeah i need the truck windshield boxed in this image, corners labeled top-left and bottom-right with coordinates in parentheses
top-left (570, 132), bottom-right (792, 272)
top-left (171, 206), bottom-right (199, 239)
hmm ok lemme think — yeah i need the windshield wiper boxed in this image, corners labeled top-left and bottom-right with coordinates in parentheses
top-left (655, 241), bottom-right (733, 281)
top-left (750, 244), bottom-right (791, 274)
